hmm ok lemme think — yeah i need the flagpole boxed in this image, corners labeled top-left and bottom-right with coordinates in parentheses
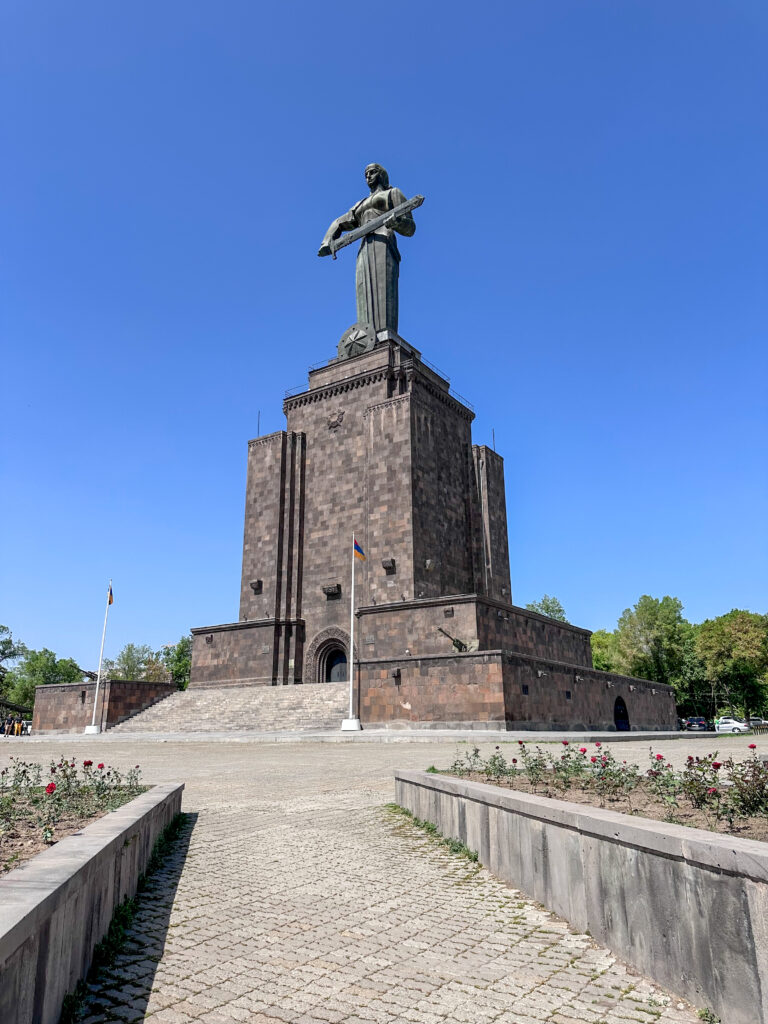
top-left (349, 532), bottom-right (355, 717)
top-left (85, 579), bottom-right (111, 734)
top-left (341, 535), bottom-right (362, 730)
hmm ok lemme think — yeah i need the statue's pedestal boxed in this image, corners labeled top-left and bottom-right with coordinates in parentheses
top-left (188, 340), bottom-right (677, 732)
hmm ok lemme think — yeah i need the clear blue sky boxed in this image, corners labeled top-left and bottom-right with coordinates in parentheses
top-left (2, 1), bottom-right (766, 669)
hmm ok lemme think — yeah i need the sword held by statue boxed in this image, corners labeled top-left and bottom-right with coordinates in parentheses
top-left (318, 194), bottom-right (425, 260)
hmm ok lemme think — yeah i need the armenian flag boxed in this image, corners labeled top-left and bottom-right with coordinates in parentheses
top-left (353, 539), bottom-right (366, 561)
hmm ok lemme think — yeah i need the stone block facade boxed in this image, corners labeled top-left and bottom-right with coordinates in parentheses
top-left (357, 650), bottom-right (676, 731)
top-left (32, 680), bottom-right (176, 734)
top-left (189, 338), bottom-right (676, 731)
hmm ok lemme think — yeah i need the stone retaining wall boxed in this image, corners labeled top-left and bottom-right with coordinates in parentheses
top-left (32, 679), bottom-right (177, 733)
top-left (395, 769), bottom-right (768, 1024)
top-left (0, 782), bottom-right (184, 1024)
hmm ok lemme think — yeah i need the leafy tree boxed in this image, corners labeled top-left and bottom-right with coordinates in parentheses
top-left (4, 649), bottom-right (83, 709)
top-left (590, 629), bottom-right (619, 672)
top-left (101, 639), bottom-right (192, 685)
top-left (674, 622), bottom-right (712, 717)
top-left (613, 595), bottom-right (689, 691)
top-left (158, 635), bottom-right (192, 689)
top-left (0, 625), bottom-right (27, 695)
top-left (103, 643), bottom-right (160, 681)
top-left (525, 595), bottom-right (569, 623)
top-left (696, 610), bottom-right (768, 718)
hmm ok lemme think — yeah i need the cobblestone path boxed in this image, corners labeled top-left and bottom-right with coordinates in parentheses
top-left (6, 738), bottom-right (722, 1023)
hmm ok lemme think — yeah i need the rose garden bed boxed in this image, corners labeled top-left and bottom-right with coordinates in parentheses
top-left (436, 739), bottom-right (768, 841)
top-left (0, 756), bottom-right (146, 874)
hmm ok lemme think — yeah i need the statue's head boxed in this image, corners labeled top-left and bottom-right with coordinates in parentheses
top-left (365, 163), bottom-right (389, 191)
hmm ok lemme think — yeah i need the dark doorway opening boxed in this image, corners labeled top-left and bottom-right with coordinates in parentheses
top-left (614, 696), bottom-right (630, 731)
top-left (325, 648), bottom-right (347, 683)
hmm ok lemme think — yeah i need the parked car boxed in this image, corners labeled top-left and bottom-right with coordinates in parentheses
top-left (715, 717), bottom-right (751, 734)
top-left (748, 717), bottom-right (768, 727)
top-left (683, 717), bottom-right (713, 732)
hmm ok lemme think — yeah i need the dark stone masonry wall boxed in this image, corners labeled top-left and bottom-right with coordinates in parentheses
top-left (32, 680), bottom-right (177, 734)
top-left (472, 445), bottom-right (512, 603)
top-left (357, 651), bottom-right (676, 731)
top-left (358, 652), bottom-right (506, 726)
top-left (190, 620), bottom-right (283, 687)
top-left (188, 340), bottom-right (676, 732)
top-left (475, 602), bottom-right (594, 667)
top-left (499, 653), bottom-right (677, 731)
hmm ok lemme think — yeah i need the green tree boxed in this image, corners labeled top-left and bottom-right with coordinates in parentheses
top-left (158, 635), bottom-right (192, 690)
top-left (103, 643), bottom-right (159, 681)
top-left (590, 629), bottom-right (619, 672)
top-left (0, 625), bottom-right (27, 696)
top-left (4, 649), bottom-right (83, 709)
top-left (696, 610), bottom-right (768, 718)
top-left (613, 595), bottom-right (689, 691)
top-left (525, 595), bottom-right (569, 623)
top-left (674, 622), bottom-right (711, 717)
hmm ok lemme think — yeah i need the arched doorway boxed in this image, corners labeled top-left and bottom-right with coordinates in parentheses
top-left (304, 627), bottom-right (353, 684)
top-left (323, 647), bottom-right (348, 683)
top-left (614, 696), bottom-right (630, 731)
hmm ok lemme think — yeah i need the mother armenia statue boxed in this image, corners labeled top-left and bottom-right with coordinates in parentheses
top-left (318, 164), bottom-right (423, 352)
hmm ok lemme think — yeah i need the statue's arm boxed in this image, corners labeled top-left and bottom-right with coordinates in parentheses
top-left (385, 187), bottom-right (416, 238)
top-left (318, 208), bottom-right (358, 257)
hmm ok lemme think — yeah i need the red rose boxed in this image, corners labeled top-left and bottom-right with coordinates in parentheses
top-left (712, 762), bottom-right (721, 770)
top-left (655, 754), bottom-right (664, 761)
top-left (50, 766), bottom-right (56, 774)
top-left (97, 763), bottom-right (104, 770)
top-left (749, 744), bottom-right (757, 750)
top-left (562, 740), bottom-right (569, 746)
top-left (590, 757), bottom-right (597, 763)
top-left (595, 742), bottom-right (602, 748)
top-left (512, 758), bottom-right (517, 764)
top-left (579, 747), bottom-right (587, 754)
top-left (707, 787), bottom-right (717, 795)
top-left (45, 782), bottom-right (56, 795)
top-left (83, 760), bottom-right (93, 767)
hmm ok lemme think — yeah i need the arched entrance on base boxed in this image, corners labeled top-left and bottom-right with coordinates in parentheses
top-left (304, 627), bottom-right (352, 684)
top-left (322, 646), bottom-right (347, 682)
top-left (614, 696), bottom-right (630, 731)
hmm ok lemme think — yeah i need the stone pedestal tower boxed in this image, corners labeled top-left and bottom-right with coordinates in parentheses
top-left (191, 338), bottom-right (511, 687)
top-left (189, 334), bottom-right (676, 731)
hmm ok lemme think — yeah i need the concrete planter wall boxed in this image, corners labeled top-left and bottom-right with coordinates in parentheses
top-left (0, 782), bottom-right (184, 1024)
top-left (395, 769), bottom-right (768, 1024)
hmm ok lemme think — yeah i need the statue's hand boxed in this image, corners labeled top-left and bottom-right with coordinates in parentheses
top-left (384, 213), bottom-right (397, 229)
top-left (318, 242), bottom-right (332, 258)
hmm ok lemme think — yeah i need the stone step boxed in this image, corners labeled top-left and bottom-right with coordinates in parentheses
top-left (109, 682), bottom-right (350, 734)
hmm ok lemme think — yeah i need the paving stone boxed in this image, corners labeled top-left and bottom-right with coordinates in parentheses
top-left (0, 737), bottom-right (717, 1024)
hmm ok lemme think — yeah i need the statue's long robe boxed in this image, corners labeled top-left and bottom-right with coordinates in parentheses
top-left (347, 187), bottom-right (415, 334)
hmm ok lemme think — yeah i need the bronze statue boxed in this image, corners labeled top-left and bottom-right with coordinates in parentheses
top-left (319, 164), bottom-right (423, 340)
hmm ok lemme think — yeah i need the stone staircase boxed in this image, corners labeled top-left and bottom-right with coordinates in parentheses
top-left (108, 682), bottom-right (350, 734)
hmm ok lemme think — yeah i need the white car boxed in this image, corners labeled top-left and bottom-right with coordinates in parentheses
top-left (715, 717), bottom-right (751, 734)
